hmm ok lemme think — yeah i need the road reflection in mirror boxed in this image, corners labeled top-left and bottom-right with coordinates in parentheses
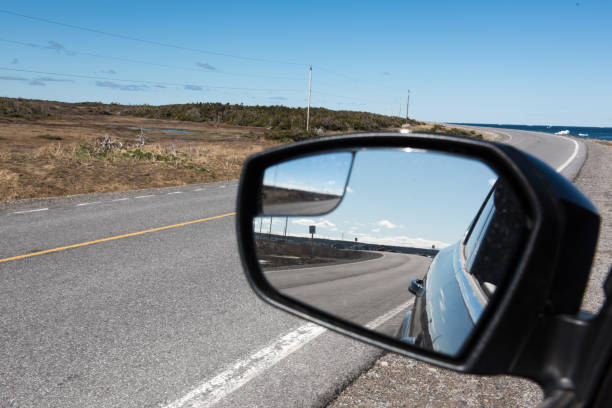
top-left (254, 148), bottom-right (526, 357)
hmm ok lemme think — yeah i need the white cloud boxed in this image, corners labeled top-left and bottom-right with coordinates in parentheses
top-left (269, 229), bottom-right (450, 249)
top-left (346, 186), bottom-right (355, 193)
top-left (353, 234), bottom-right (451, 249)
top-left (291, 218), bottom-right (336, 229)
top-left (371, 228), bottom-right (381, 233)
top-left (376, 220), bottom-right (397, 229)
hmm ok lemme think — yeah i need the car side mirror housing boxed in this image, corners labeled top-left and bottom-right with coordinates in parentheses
top-left (236, 133), bottom-right (599, 380)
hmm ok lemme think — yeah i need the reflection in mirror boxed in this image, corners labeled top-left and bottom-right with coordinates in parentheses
top-left (262, 152), bottom-right (353, 216)
top-left (254, 148), bottom-right (526, 357)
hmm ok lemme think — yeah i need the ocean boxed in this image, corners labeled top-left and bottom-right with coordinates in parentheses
top-left (455, 123), bottom-right (612, 142)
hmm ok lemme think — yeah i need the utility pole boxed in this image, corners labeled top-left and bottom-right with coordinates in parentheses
top-left (309, 225), bottom-right (316, 258)
top-left (283, 216), bottom-right (288, 238)
top-left (406, 90), bottom-right (410, 122)
top-left (399, 101), bottom-right (402, 118)
top-left (268, 217), bottom-right (273, 240)
top-left (306, 65), bottom-right (312, 131)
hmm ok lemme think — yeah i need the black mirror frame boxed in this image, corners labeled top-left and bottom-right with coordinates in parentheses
top-left (236, 132), bottom-right (599, 378)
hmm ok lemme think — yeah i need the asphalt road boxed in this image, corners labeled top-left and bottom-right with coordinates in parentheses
top-left (266, 252), bottom-right (431, 337)
top-left (0, 128), bottom-right (586, 407)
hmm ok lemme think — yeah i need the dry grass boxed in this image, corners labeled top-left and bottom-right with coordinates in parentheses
top-left (0, 115), bottom-right (278, 202)
top-left (595, 140), bottom-right (612, 147)
top-left (411, 124), bottom-right (485, 139)
top-left (0, 114), bottom-right (490, 202)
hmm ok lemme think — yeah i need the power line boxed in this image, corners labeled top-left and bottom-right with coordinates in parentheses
top-left (0, 9), bottom-right (306, 67)
top-left (0, 9), bottom-right (403, 108)
top-left (0, 37), bottom-right (305, 81)
top-left (0, 67), bottom-right (305, 93)
top-left (0, 66), bottom-right (372, 103)
top-left (0, 9), bottom-right (399, 93)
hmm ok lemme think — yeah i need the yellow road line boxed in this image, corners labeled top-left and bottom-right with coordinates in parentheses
top-left (0, 212), bottom-right (236, 264)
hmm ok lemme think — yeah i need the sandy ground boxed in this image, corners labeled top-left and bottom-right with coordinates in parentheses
top-left (327, 139), bottom-right (612, 408)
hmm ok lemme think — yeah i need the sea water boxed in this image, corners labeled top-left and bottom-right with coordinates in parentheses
top-left (456, 123), bottom-right (612, 142)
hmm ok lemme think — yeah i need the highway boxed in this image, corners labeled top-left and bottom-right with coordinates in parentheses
top-left (266, 252), bottom-right (431, 337)
top-left (0, 128), bottom-right (585, 407)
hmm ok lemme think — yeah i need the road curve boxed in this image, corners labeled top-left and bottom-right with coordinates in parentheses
top-left (266, 252), bottom-right (430, 336)
top-left (0, 126), bottom-right (586, 408)
top-left (455, 124), bottom-right (587, 180)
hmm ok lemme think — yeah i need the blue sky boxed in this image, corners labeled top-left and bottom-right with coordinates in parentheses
top-left (263, 152), bottom-right (353, 196)
top-left (1, 1), bottom-right (611, 125)
top-left (257, 149), bottom-right (497, 248)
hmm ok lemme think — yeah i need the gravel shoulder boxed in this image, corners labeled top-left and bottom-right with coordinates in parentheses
top-left (327, 139), bottom-right (612, 408)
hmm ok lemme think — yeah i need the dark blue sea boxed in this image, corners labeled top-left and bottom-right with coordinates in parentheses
top-left (455, 123), bottom-right (612, 142)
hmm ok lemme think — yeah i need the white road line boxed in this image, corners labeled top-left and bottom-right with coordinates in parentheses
top-left (497, 129), bottom-right (579, 173)
top-left (194, 188), bottom-right (205, 191)
top-left (76, 201), bottom-right (101, 207)
top-left (134, 195), bottom-right (155, 199)
top-left (11, 208), bottom-right (49, 214)
top-left (112, 198), bottom-right (130, 202)
top-left (167, 191), bottom-right (183, 195)
top-left (366, 299), bottom-right (414, 329)
top-left (165, 299), bottom-right (414, 408)
top-left (555, 136), bottom-right (580, 173)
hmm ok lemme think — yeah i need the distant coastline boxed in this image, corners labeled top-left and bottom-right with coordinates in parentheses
top-left (453, 123), bottom-right (612, 142)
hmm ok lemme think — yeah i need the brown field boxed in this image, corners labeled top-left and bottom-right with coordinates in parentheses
top-left (0, 106), bottom-right (487, 203)
top-left (0, 114), bottom-right (280, 201)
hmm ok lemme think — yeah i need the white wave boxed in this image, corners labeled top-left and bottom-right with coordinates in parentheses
top-left (555, 130), bottom-right (570, 135)
top-left (579, 133), bottom-right (589, 136)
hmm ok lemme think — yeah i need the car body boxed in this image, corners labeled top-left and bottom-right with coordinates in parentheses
top-left (399, 185), bottom-right (496, 355)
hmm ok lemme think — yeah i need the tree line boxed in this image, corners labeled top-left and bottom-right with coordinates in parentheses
top-left (0, 97), bottom-right (419, 135)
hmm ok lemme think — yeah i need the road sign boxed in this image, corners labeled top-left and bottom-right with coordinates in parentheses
top-left (309, 225), bottom-right (316, 234)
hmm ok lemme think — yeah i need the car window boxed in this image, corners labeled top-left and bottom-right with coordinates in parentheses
top-left (464, 190), bottom-right (496, 273)
top-left (462, 179), bottom-right (526, 299)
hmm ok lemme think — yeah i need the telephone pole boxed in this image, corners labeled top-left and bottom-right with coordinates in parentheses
top-left (283, 216), bottom-right (288, 237)
top-left (406, 90), bottom-right (410, 122)
top-left (306, 66), bottom-right (312, 131)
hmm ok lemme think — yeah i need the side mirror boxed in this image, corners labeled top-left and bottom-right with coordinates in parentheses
top-left (236, 133), bottom-right (599, 378)
top-left (409, 278), bottom-right (425, 297)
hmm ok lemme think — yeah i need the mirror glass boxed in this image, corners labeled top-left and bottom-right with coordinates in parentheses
top-left (262, 152), bottom-right (353, 215)
top-left (254, 148), bottom-right (526, 357)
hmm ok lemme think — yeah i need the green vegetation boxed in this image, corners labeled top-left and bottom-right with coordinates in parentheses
top-left (0, 97), bottom-right (485, 141)
top-left (0, 97), bottom-right (420, 142)
top-left (36, 134), bottom-right (63, 140)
